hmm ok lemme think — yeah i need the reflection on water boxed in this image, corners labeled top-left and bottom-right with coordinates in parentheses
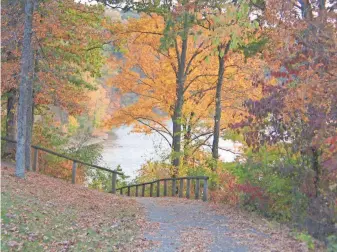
top-left (100, 125), bottom-right (238, 179)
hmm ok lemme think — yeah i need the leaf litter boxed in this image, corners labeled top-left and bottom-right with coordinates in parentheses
top-left (1, 167), bottom-right (154, 251)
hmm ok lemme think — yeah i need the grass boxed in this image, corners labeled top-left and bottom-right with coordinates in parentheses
top-left (1, 166), bottom-right (151, 251)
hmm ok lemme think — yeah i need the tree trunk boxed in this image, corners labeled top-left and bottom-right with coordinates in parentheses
top-left (15, 0), bottom-right (34, 178)
top-left (311, 147), bottom-right (320, 197)
top-left (211, 43), bottom-right (230, 170)
top-left (301, 0), bottom-right (313, 20)
top-left (4, 89), bottom-right (18, 157)
top-left (211, 55), bottom-right (225, 162)
top-left (172, 88), bottom-right (183, 174)
top-left (25, 49), bottom-right (37, 171)
top-left (171, 37), bottom-right (188, 176)
top-left (183, 112), bottom-right (194, 166)
top-left (318, 0), bottom-right (327, 23)
top-left (25, 53), bottom-right (34, 171)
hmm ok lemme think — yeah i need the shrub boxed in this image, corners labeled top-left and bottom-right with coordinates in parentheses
top-left (210, 170), bottom-right (240, 205)
top-left (296, 233), bottom-right (315, 250)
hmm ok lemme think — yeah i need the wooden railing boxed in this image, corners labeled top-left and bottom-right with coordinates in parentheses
top-left (118, 176), bottom-right (209, 201)
top-left (2, 138), bottom-right (209, 201)
top-left (1, 137), bottom-right (123, 193)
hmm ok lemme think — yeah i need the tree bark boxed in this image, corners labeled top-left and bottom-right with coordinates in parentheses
top-left (171, 37), bottom-right (188, 176)
top-left (183, 112), bottom-right (194, 166)
top-left (311, 147), bottom-right (320, 197)
top-left (4, 89), bottom-right (18, 157)
top-left (25, 52), bottom-right (34, 171)
top-left (15, 0), bottom-right (34, 178)
top-left (301, 0), bottom-right (313, 20)
top-left (211, 43), bottom-right (230, 170)
top-left (25, 49), bottom-right (38, 170)
top-left (318, 0), bottom-right (327, 21)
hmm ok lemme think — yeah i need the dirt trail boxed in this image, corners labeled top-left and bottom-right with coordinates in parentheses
top-left (136, 197), bottom-right (306, 252)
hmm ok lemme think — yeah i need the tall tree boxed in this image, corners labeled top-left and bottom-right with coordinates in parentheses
top-left (106, 12), bottom-right (213, 175)
top-left (1, 0), bottom-right (107, 140)
top-left (168, 3), bottom-right (194, 172)
top-left (100, 0), bottom-right (203, 174)
top-left (240, 0), bottom-right (336, 197)
top-left (1, 1), bottom-right (24, 156)
top-left (16, 0), bottom-right (35, 177)
top-left (198, 0), bottom-right (264, 170)
top-left (4, 89), bottom-right (17, 156)
top-left (105, 12), bottom-right (263, 171)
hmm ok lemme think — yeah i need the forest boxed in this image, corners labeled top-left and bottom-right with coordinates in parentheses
top-left (1, 0), bottom-right (336, 250)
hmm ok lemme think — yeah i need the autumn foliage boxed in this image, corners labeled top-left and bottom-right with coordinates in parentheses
top-left (1, 0), bottom-right (336, 245)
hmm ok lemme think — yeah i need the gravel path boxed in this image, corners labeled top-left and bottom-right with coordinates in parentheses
top-left (136, 197), bottom-right (270, 252)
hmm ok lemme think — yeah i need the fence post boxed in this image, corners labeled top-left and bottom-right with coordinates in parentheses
top-left (142, 184), bottom-right (145, 197)
top-left (195, 178), bottom-right (200, 200)
top-left (71, 161), bottom-right (77, 184)
top-left (136, 185), bottom-right (139, 197)
top-left (150, 183), bottom-right (153, 197)
top-left (164, 180), bottom-right (167, 196)
top-left (32, 148), bottom-right (38, 172)
top-left (203, 177), bottom-right (208, 202)
top-left (179, 179), bottom-right (183, 198)
top-left (111, 173), bottom-right (117, 194)
top-left (127, 186), bottom-right (131, 196)
top-left (27, 147), bottom-right (33, 171)
top-left (172, 179), bottom-right (176, 196)
top-left (156, 180), bottom-right (160, 197)
top-left (186, 178), bottom-right (191, 199)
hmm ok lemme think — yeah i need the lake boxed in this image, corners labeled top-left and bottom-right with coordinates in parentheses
top-left (101, 125), bottom-right (238, 179)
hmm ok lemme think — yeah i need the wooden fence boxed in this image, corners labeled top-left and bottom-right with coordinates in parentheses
top-left (2, 137), bottom-right (209, 201)
top-left (1, 137), bottom-right (123, 193)
top-left (118, 176), bottom-right (209, 201)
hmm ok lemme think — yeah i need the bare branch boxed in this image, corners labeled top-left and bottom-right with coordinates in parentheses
top-left (136, 119), bottom-right (172, 147)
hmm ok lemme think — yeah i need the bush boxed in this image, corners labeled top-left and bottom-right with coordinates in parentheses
top-left (327, 235), bottom-right (337, 252)
top-left (210, 170), bottom-right (240, 205)
top-left (296, 233), bottom-right (315, 250)
top-left (211, 146), bottom-right (310, 223)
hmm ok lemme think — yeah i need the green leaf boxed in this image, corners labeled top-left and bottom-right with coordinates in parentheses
top-left (205, 56), bottom-right (210, 63)
top-left (240, 37), bottom-right (268, 58)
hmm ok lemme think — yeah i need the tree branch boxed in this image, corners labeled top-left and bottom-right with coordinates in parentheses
top-left (136, 119), bottom-right (172, 147)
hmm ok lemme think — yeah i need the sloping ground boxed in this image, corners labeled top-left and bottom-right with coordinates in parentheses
top-left (137, 198), bottom-right (311, 252)
top-left (1, 165), bottom-right (152, 251)
top-left (1, 164), bottom-right (316, 252)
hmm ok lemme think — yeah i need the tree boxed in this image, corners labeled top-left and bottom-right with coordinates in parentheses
top-left (239, 0), bottom-right (336, 197)
top-left (102, 1), bottom-right (214, 175)
top-left (197, 0), bottom-right (264, 169)
top-left (105, 13), bottom-right (212, 174)
top-left (1, 0), bottom-right (108, 176)
top-left (1, 1), bottom-right (108, 138)
top-left (1, 0), bottom-right (24, 156)
top-left (16, 0), bottom-right (35, 177)
top-left (105, 11), bottom-right (263, 173)
top-left (101, 0), bottom-right (221, 175)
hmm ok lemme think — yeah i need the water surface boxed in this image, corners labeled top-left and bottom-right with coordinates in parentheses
top-left (101, 125), bottom-right (238, 179)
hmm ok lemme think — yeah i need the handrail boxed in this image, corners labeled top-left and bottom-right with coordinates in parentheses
top-left (1, 137), bottom-right (123, 175)
top-left (118, 176), bottom-right (209, 201)
top-left (117, 176), bottom-right (208, 190)
top-left (2, 137), bottom-right (209, 200)
top-left (1, 137), bottom-right (123, 193)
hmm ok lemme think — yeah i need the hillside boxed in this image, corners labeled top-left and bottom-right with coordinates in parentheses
top-left (1, 165), bottom-right (152, 251)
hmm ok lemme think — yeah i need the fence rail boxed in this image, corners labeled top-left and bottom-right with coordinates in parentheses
top-left (118, 176), bottom-right (209, 201)
top-left (1, 137), bottom-right (122, 193)
top-left (2, 137), bottom-right (209, 201)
